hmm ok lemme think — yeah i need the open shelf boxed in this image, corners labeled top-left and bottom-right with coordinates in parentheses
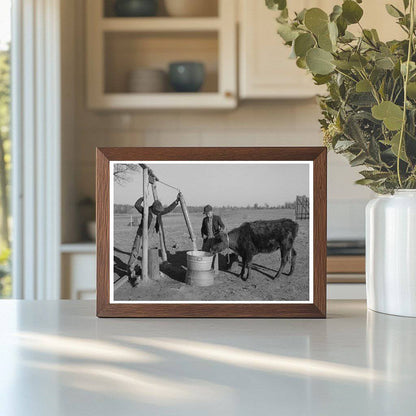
top-left (86, 0), bottom-right (236, 109)
top-left (61, 242), bottom-right (96, 254)
top-left (103, 0), bottom-right (219, 18)
top-left (104, 31), bottom-right (218, 94)
top-left (101, 17), bottom-right (221, 32)
top-left (90, 92), bottom-right (235, 109)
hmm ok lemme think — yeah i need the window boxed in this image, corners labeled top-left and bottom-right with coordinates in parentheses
top-left (0, 0), bottom-right (11, 298)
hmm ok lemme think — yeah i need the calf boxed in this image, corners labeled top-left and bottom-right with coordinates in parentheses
top-left (211, 219), bottom-right (299, 281)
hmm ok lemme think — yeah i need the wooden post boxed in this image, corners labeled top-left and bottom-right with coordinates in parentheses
top-left (179, 193), bottom-right (197, 251)
top-left (142, 168), bottom-right (149, 281)
top-left (151, 182), bottom-right (168, 262)
top-left (148, 248), bottom-right (160, 280)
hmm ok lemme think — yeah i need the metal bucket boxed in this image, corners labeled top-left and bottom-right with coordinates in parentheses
top-left (186, 251), bottom-right (213, 271)
top-left (186, 250), bottom-right (214, 286)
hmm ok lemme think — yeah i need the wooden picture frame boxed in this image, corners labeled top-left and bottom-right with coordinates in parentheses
top-left (97, 147), bottom-right (327, 318)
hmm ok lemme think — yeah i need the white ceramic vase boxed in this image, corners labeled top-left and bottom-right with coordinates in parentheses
top-left (366, 190), bottom-right (416, 317)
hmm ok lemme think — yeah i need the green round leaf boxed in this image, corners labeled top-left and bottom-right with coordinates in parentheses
top-left (371, 101), bottom-right (403, 130)
top-left (318, 32), bottom-right (333, 52)
top-left (277, 23), bottom-right (299, 42)
top-left (333, 59), bottom-right (353, 70)
top-left (304, 8), bottom-right (329, 35)
top-left (306, 47), bottom-right (335, 75)
top-left (371, 29), bottom-right (380, 42)
top-left (339, 31), bottom-right (356, 42)
top-left (385, 4), bottom-right (403, 18)
top-left (266, 0), bottom-right (287, 11)
top-left (381, 133), bottom-right (409, 162)
top-left (295, 8), bottom-right (307, 23)
top-left (356, 79), bottom-right (372, 92)
top-left (313, 74), bottom-right (332, 85)
top-left (296, 57), bottom-right (307, 69)
top-left (342, 0), bottom-right (363, 24)
top-left (350, 53), bottom-right (368, 69)
top-left (375, 56), bottom-right (395, 70)
top-left (362, 29), bottom-right (374, 44)
top-left (407, 82), bottom-right (416, 99)
top-left (336, 15), bottom-right (348, 36)
top-left (350, 152), bottom-right (368, 167)
top-left (328, 21), bottom-right (338, 42)
top-left (401, 61), bottom-right (416, 76)
top-left (294, 33), bottom-right (315, 57)
top-left (317, 22), bottom-right (338, 52)
top-left (355, 178), bottom-right (376, 185)
top-left (330, 5), bottom-right (343, 22)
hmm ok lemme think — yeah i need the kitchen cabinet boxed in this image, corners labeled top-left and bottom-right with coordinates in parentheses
top-left (86, 0), bottom-right (237, 109)
top-left (61, 244), bottom-right (96, 300)
top-left (87, 0), bottom-right (404, 107)
top-left (239, 0), bottom-right (324, 99)
top-left (238, 0), bottom-right (404, 99)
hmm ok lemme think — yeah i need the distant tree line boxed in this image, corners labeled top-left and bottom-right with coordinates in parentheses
top-left (114, 204), bottom-right (134, 214)
top-left (114, 201), bottom-right (297, 214)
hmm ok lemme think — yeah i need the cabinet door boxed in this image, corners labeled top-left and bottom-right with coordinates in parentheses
top-left (239, 0), bottom-right (320, 99)
top-left (62, 253), bottom-right (96, 300)
top-left (239, 0), bottom-right (405, 99)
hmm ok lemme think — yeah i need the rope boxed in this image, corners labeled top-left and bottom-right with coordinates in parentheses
top-left (142, 164), bottom-right (180, 192)
top-left (157, 179), bottom-right (181, 192)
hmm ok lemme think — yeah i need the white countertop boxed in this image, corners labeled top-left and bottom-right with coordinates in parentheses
top-left (0, 300), bottom-right (415, 415)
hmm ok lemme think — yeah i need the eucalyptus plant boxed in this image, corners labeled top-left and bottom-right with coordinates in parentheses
top-left (266, 0), bottom-right (416, 193)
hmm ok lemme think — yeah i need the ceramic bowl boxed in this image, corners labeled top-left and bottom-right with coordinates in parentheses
top-left (114, 0), bottom-right (158, 17)
top-left (168, 62), bottom-right (205, 93)
top-left (127, 68), bottom-right (167, 93)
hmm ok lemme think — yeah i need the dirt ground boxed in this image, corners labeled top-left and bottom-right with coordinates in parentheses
top-left (113, 208), bottom-right (310, 302)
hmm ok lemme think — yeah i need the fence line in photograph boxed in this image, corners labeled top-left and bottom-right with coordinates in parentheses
top-left (295, 195), bottom-right (309, 220)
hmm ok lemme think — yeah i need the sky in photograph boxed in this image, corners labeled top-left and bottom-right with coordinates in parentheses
top-left (114, 162), bottom-right (310, 207)
top-left (0, 0), bottom-right (11, 50)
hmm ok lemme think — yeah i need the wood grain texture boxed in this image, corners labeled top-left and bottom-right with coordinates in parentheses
top-left (96, 147), bottom-right (327, 318)
top-left (313, 148), bottom-right (327, 318)
top-left (96, 148), bottom-right (110, 316)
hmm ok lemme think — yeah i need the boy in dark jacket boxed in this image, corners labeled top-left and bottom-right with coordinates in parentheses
top-left (201, 205), bottom-right (225, 274)
top-left (128, 194), bottom-right (180, 286)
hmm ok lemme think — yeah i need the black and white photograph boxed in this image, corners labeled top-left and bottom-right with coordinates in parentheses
top-left (110, 161), bottom-right (313, 303)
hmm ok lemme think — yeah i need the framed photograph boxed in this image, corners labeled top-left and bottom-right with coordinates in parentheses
top-left (96, 147), bottom-right (327, 318)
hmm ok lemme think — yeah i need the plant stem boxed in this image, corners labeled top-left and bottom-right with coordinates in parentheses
top-left (397, 0), bottom-right (415, 188)
top-left (390, 78), bottom-right (397, 101)
top-left (358, 22), bottom-right (378, 49)
top-left (358, 69), bottom-right (380, 104)
top-left (334, 68), bottom-right (357, 83)
top-left (393, 86), bottom-right (404, 104)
